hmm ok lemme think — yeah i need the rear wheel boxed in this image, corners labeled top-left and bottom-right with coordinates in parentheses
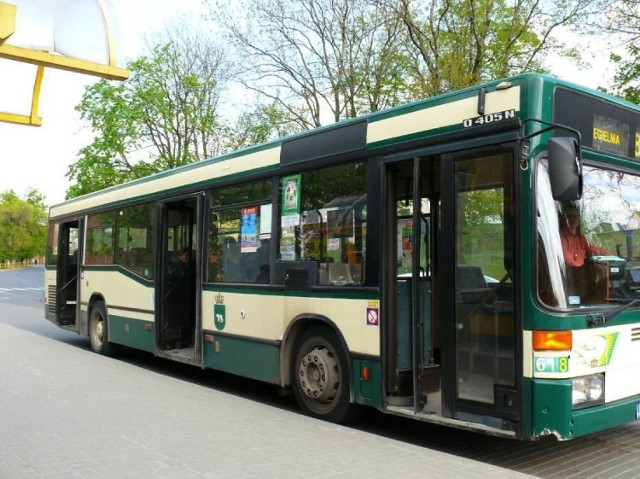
top-left (291, 326), bottom-right (352, 423)
top-left (89, 301), bottom-right (117, 356)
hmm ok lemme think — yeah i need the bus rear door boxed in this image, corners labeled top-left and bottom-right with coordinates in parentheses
top-left (53, 219), bottom-right (82, 329)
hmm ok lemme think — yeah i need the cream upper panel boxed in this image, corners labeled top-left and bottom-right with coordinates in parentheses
top-left (81, 270), bottom-right (154, 320)
top-left (50, 146), bottom-right (281, 219)
top-left (367, 87), bottom-right (521, 145)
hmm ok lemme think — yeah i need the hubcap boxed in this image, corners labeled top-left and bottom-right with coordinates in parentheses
top-left (298, 345), bottom-right (340, 403)
top-left (92, 314), bottom-right (104, 347)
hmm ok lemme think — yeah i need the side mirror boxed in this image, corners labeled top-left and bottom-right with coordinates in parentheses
top-left (548, 137), bottom-right (582, 202)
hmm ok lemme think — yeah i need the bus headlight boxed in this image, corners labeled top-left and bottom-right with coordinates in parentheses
top-left (572, 374), bottom-right (604, 409)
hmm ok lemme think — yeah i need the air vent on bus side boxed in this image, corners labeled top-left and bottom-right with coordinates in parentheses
top-left (48, 285), bottom-right (57, 314)
top-left (631, 327), bottom-right (640, 342)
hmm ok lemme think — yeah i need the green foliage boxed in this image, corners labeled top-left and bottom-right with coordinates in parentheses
top-left (461, 189), bottom-right (504, 227)
top-left (67, 37), bottom-right (227, 199)
top-left (610, 46), bottom-right (640, 105)
top-left (601, 0), bottom-right (640, 103)
top-left (0, 189), bottom-right (47, 261)
top-left (392, 0), bottom-right (597, 97)
top-left (228, 102), bottom-right (302, 150)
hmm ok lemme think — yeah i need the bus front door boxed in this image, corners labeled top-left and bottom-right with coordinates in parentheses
top-left (439, 146), bottom-right (518, 425)
top-left (385, 145), bottom-right (518, 430)
top-left (385, 158), bottom-right (438, 412)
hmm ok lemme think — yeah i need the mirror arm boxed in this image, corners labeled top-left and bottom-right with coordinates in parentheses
top-left (521, 118), bottom-right (582, 143)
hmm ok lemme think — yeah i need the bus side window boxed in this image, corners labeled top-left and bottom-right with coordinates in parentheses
top-left (208, 180), bottom-right (272, 284)
top-left (278, 162), bottom-right (368, 286)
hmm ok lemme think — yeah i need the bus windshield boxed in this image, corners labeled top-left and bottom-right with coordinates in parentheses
top-left (537, 161), bottom-right (640, 309)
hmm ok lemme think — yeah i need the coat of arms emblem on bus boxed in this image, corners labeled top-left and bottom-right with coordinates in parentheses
top-left (214, 294), bottom-right (226, 331)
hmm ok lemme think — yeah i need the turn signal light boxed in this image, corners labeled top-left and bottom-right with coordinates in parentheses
top-left (362, 366), bottom-right (370, 382)
top-left (533, 331), bottom-right (572, 351)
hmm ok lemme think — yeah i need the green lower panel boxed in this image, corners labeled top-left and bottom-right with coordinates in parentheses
top-left (109, 315), bottom-right (155, 352)
top-left (533, 379), bottom-right (640, 439)
top-left (352, 359), bottom-right (382, 408)
top-left (202, 334), bottom-right (280, 384)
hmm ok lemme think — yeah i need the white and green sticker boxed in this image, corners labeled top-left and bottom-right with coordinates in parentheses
top-left (574, 332), bottom-right (619, 368)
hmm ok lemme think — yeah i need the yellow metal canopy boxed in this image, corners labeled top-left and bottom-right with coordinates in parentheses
top-left (0, 0), bottom-right (129, 127)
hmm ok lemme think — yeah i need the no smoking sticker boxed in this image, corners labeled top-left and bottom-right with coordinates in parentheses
top-left (366, 301), bottom-right (379, 326)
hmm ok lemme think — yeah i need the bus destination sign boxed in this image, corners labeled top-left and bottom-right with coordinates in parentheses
top-left (592, 114), bottom-right (630, 157)
top-left (554, 88), bottom-right (640, 161)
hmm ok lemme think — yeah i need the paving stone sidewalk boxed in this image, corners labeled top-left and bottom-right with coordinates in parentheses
top-left (0, 318), bottom-right (536, 478)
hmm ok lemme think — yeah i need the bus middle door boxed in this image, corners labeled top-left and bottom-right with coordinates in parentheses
top-left (385, 157), bottom-right (438, 412)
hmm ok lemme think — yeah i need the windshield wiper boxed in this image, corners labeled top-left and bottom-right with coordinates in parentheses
top-left (587, 299), bottom-right (640, 327)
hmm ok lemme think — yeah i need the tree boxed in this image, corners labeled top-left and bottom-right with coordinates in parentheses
top-left (387, 0), bottom-right (609, 97)
top-left (0, 189), bottom-right (47, 261)
top-left (67, 23), bottom-right (229, 198)
top-left (215, 0), bottom-right (610, 132)
top-left (227, 102), bottom-right (301, 151)
top-left (610, 46), bottom-right (640, 104)
top-left (215, 0), bottom-right (409, 129)
top-left (608, 0), bottom-right (640, 103)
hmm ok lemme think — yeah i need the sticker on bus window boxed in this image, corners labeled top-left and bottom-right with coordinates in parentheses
top-left (534, 356), bottom-right (570, 373)
top-left (366, 301), bottom-right (379, 326)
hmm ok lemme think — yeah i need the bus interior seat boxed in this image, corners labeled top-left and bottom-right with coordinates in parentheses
top-left (328, 263), bottom-right (354, 285)
top-left (318, 263), bottom-right (329, 285)
top-left (455, 265), bottom-right (493, 306)
top-left (456, 265), bottom-right (487, 291)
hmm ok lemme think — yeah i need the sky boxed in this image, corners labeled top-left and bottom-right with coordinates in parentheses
top-left (0, 1), bottom-right (621, 207)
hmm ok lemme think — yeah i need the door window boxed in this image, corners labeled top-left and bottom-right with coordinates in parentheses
top-left (454, 152), bottom-right (514, 404)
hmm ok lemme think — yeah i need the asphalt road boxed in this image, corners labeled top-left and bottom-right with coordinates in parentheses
top-left (3, 267), bottom-right (640, 478)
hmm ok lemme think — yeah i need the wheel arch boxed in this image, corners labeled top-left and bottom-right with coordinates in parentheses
top-left (280, 314), bottom-right (353, 401)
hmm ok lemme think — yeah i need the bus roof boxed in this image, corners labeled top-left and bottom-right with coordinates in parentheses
top-left (49, 73), bottom-right (638, 220)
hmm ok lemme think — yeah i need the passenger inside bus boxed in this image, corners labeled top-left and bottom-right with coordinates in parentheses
top-left (559, 203), bottom-right (610, 303)
top-left (560, 204), bottom-right (609, 267)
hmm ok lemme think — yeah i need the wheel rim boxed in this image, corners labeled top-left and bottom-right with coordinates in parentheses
top-left (91, 311), bottom-right (104, 349)
top-left (297, 344), bottom-right (340, 404)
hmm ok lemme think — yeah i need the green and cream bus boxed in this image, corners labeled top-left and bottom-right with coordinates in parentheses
top-left (46, 73), bottom-right (640, 440)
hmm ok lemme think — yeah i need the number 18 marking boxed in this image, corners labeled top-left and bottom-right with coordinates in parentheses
top-left (535, 356), bottom-right (569, 373)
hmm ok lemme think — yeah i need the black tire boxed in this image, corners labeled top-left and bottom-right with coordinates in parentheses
top-left (291, 326), bottom-right (353, 423)
top-left (88, 300), bottom-right (118, 356)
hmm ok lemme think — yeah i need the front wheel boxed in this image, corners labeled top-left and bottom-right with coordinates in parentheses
top-left (89, 300), bottom-right (118, 356)
top-left (291, 326), bottom-right (352, 423)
